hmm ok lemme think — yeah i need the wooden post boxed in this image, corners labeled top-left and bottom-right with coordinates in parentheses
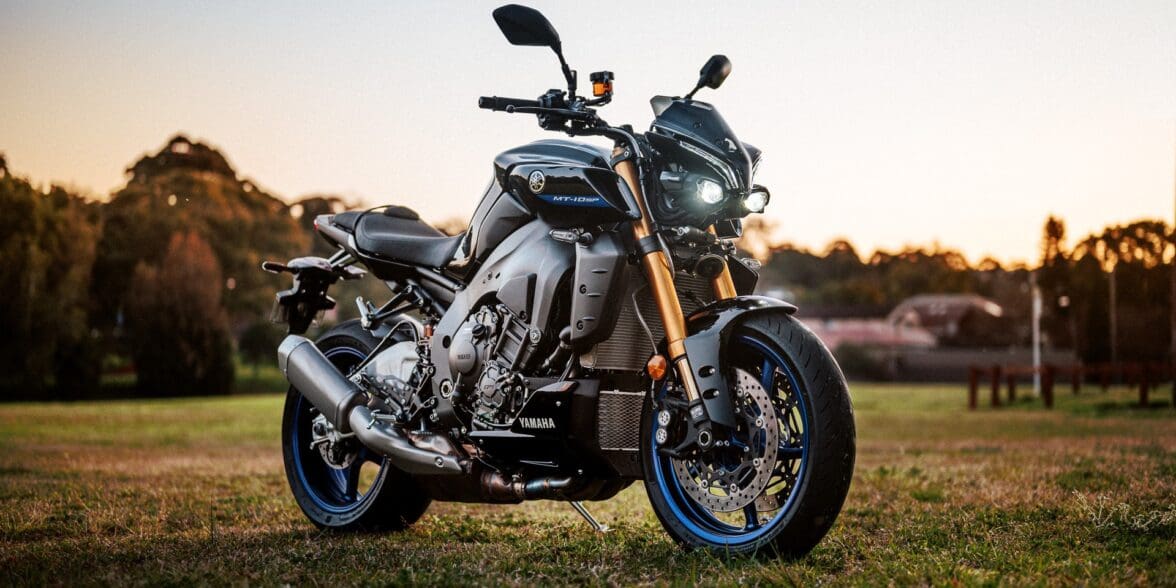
top-left (1071, 366), bottom-right (1081, 395)
top-left (967, 366), bottom-right (979, 410)
top-left (1007, 372), bottom-right (1017, 403)
top-left (1042, 364), bottom-right (1055, 409)
top-left (991, 364), bottom-right (1002, 407)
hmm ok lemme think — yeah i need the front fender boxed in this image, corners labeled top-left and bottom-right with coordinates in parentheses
top-left (679, 296), bottom-right (797, 428)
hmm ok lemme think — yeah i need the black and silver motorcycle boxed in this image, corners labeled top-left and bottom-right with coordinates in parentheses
top-left (265, 4), bottom-right (854, 557)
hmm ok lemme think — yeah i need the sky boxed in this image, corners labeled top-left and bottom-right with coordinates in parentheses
top-left (1, 0), bottom-right (1173, 264)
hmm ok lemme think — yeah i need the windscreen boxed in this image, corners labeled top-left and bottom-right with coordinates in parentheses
top-left (650, 98), bottom-right (752, 190)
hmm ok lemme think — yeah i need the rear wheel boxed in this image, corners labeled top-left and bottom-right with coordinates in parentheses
top-left (281, 320), bottom-right (431, 531)
top-left (642, 312), bottom-right (855, 557)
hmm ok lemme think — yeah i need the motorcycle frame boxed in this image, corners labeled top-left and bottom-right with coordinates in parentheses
top-left (297, 114), bottom-right (760, 442)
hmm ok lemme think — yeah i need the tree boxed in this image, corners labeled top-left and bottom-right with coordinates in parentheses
top-left (124, 232), bottom-right (234, 396)
top-left (92, 135), bottom-right (309, 335)
top-left (290, 194), bottom-right (351, 256)
top-left (1068, 220), bottom-right (1171, 363)
top-left (239, 320), bottom-right (284, 377)
top-left (737, 216), bottom-right (780, 262)
top-left (0, 174), bottom-right (101, 398)
top-left (1037, 215), bottom-right (1073, 348)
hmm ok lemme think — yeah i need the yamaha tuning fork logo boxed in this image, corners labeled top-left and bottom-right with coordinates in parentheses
top-left (528, 170), bottom-right (546, 193)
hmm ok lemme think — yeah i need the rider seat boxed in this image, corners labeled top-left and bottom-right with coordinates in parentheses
top-left (332, 206), bottom-right (463, 269)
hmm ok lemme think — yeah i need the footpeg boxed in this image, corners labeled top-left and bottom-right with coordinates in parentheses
top-left (570, 501), bottom-right (610, 533)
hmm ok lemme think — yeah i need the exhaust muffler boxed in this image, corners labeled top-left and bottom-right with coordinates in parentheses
top-left (278, 335), bottom-right (464, 475)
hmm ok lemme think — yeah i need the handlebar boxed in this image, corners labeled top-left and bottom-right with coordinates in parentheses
top-left (478, 96), bottom-right (541, 112)
top-left (476, 94), bottom-right (641, 159)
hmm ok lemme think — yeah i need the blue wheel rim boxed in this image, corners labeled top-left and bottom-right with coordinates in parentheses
top-left (650, 333), bottom-right (810, 546)
top-left (290, 346), bottom-right (385, 514)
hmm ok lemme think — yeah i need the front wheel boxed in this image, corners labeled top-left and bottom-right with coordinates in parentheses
top-left (641, 312), bottom-right (856, 557)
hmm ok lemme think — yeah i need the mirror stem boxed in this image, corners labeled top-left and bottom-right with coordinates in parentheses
top-left (553, 45), bottom-right (576, 99)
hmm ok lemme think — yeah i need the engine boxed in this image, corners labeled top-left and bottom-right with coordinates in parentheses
top-left (357, 337), bottom-right (426, 417)
top-left (448, 304), bottom-right (542, 429)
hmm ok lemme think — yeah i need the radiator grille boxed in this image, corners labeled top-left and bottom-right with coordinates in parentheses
top-left (595, 390), bottom-right (645, 451)
top-left (581, 272), bottom-right (714, 372)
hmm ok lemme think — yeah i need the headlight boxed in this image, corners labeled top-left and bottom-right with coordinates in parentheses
top-left (744, 186), bottom-right (770, 213)
top-left (695, 178), bottom-right (724, 205)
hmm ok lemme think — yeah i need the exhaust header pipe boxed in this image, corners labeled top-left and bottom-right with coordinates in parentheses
top-left (278, 335), bottom-right (464, 475)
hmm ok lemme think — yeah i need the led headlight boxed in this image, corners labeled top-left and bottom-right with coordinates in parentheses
top-left (695, 178), bottom-right (724, 205)
top-left (744, 187), bottom-right (770, 213)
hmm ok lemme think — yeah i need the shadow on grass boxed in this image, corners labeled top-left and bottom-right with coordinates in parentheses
top-left (0, 524), bottom-right (796, 585)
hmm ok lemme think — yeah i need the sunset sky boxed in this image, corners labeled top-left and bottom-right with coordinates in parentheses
top-left (2, 0), bottom-right (1173, 264)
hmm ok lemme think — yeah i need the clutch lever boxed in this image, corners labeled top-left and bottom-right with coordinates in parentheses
top-left (506, 105), bottom-right (595, 121)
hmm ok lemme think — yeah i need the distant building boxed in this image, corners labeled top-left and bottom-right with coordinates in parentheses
top-left (797, 293), bottom-right (1016, 352)
top-left (887, 294), bottom-right (1012, 347)
top-left (805, 319), bottom-right (936, 351)
top-left (792, 293), bottom-right (1061, 380)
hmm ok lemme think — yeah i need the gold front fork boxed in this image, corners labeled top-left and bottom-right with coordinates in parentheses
top-left (708, 226), bottom-right (738, 301)
top-left (613, 153), bottom-right (736, 401)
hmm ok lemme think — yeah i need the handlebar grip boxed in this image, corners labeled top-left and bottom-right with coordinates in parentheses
top-left (478, 96), bottom-right (541, 111)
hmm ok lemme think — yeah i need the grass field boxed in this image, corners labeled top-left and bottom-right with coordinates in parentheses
top-left (1, 383), bottom-right (1173, 586)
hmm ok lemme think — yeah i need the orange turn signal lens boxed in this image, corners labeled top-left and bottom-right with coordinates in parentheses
top-left (646, 354), bottom-right (668, 381)
top-left (592, 81), bottom-right (612, 97)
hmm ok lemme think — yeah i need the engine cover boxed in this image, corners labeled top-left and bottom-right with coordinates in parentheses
top-left (448, 304), bottom-right (541, 429)
top-left (448, 306), bottom-right (502, 379)
top-left (358, 340), bottom-right (420, 408)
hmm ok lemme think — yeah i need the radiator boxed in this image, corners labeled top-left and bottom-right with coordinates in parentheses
top-left (595, 390), bottom-right (646, 451)
top-left (580, 271), bottom-right (714, 372)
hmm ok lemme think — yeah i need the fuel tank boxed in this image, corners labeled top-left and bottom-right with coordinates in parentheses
top-left (492, 140), bottom-right (640, 228)
top-left (460, 181), bottom-right (534, 266)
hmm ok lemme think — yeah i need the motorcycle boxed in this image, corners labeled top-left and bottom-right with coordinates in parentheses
top-left (265, 4), bottom-right (854, 557)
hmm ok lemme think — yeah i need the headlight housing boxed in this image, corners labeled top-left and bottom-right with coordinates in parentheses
top-left (743, 185), bottom-right (770, 213)
top-left (695, 178), bottom-right (724, 205)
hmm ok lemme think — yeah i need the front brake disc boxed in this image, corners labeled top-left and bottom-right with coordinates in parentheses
top-left (671, 368), bottom-right (778, 512)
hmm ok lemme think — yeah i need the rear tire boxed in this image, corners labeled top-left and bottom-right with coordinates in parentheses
top-left (641, 311), bottom-right (855, 557)
top-left (281, 320), bottom-right (431, 532)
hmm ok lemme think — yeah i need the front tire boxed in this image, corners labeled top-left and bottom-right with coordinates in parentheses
top-left (641, 311), bottom-right (855, 557)
top-left (281, 320), bottom-right (431, 531)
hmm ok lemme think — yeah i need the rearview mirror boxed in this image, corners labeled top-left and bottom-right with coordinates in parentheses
top-left (699, 55), bottom-right (732, 90)
top-left (686, 55), bottom-right (732, 99)
top-left (491, 4), bottom-right (579, 99)
top-left (493, 4), bottom-right (561, 49)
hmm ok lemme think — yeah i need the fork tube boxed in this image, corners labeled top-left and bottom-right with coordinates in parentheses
top-left (707, 226), bottom-right (738, 301)
top-left (613, 154), bottom-right (701, 402)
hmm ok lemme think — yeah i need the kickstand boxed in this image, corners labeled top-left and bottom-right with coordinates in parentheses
top-left (569, 501), bottom-right (610, 533)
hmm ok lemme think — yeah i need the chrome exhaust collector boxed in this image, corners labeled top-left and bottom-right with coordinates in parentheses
top-left (278, 335), bottom-right (464, 475)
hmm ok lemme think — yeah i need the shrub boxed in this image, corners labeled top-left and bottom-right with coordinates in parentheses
top-left (238, 320), bottom-right (284, 376)
top-left (125, 232), bottom-right (234, 395)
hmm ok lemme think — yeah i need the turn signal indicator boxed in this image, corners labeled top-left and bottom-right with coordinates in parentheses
top-left (646, 354), bottom-right (668, 381)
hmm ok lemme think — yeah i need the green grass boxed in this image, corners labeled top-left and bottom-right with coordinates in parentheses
top-left (0, 384), bottom-right (1173, 586)
top-left (98, 359), bottom-right (293, 396)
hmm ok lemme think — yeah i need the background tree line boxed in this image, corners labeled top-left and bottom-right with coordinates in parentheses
top-left (742, 216), bottom-right (1172, 361)
top-left (0, 138), bottom-right (1170, 399)
top-left (3, 137), bottom-right (311, 399)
